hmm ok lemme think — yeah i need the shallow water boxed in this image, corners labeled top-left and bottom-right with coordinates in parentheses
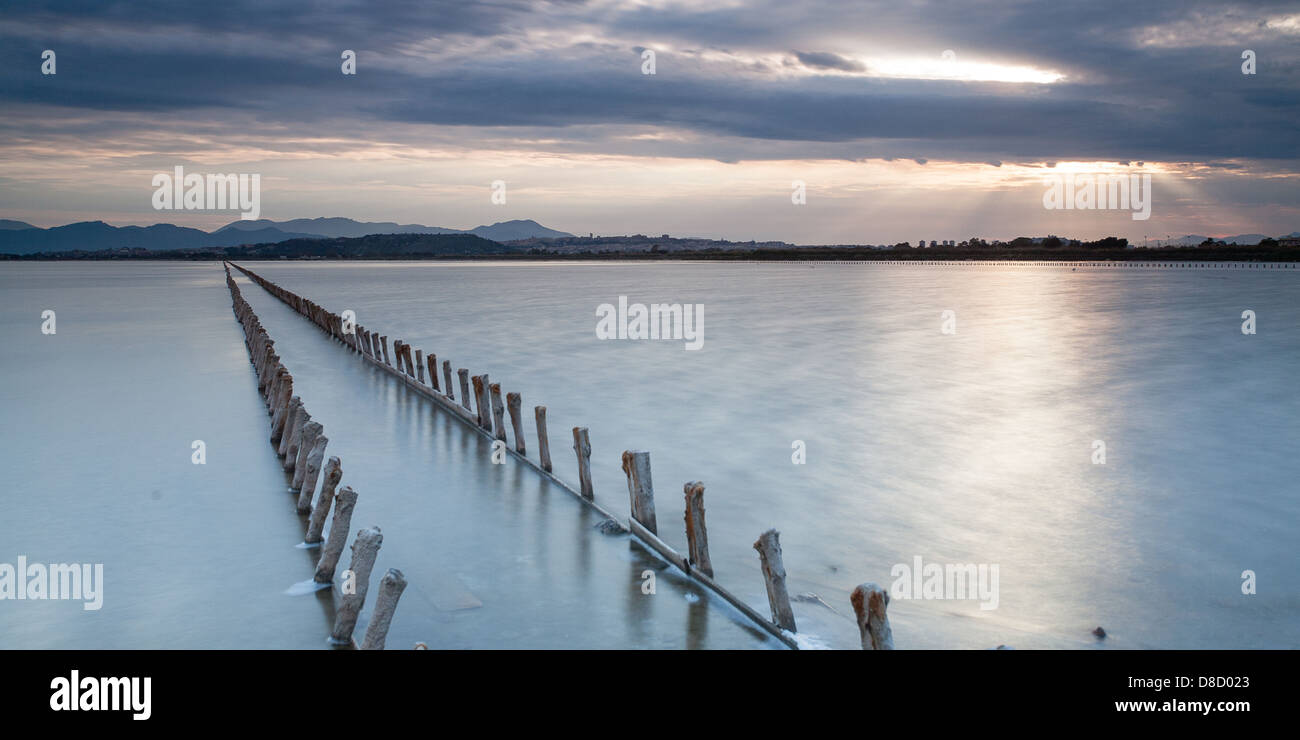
top-left (0, 262), bottom-right (782, 649)
top-left (240, 259), bottom-right (1300, 649)
top-left (0, 263), bottom-right (333, 648)
top-left (2, 260), bottom-right (1296, 649)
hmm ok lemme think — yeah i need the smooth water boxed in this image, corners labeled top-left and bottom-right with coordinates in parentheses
top-left (2, 261), bottom-right (1296, 649)
top-left (239, 259), bottom-right (1300, 650)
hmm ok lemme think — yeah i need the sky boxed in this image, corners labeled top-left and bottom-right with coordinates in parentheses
top-left (1, 0), bottom-right (1298, 244)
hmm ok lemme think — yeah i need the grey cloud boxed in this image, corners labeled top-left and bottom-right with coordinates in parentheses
top-left (790, 51), bottom-right (866, 72)
top-left (0, 0), bottom-right (1297, 166)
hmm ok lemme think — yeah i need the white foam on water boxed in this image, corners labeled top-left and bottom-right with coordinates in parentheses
top-left (285, 579), bottom-right (331, 596)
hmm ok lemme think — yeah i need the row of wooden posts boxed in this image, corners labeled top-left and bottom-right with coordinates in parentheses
top-left (224, 263), bottom-right (406, 650)
top-left (227, 262), bottom-right (894, 650)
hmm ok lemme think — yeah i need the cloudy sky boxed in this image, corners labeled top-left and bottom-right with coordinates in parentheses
top-left (1, 0), bottom-right (1298, 243)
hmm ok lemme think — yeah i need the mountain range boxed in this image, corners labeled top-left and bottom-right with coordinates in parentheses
top-left (1161, 232), bottom-right (1300, 246)
top-left (0, 218), bottom-right (572, 254)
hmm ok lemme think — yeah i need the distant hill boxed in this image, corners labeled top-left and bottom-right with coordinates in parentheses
top-left (0, 216), bottom-right (571, 254)
top-left (215, 216), bottom-right (572, 241)
top-left (470, 219), bottom-right (572, 241)
top-left (234, 232), bottom-right (511, 258)
top-left (0, 220), bottom-right (322, 254)
top-left (1165, 232), bottom-right (1297, 246)
top-left (3, 231), bottom-right (513, 260)
top-left (216, 217), bottom-right (461, 238)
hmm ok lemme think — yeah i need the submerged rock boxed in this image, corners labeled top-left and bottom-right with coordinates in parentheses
top-left (1092, 626), bottom-right (1107, 639)
top-left (594, 518), bottom-right (627, 535)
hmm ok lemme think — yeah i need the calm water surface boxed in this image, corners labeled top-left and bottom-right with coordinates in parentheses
top-left (3, 260), bottom-right (1296, 649)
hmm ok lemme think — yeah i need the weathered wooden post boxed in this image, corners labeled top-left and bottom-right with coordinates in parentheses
top-left (621, 450), bottom-right (657, 534)
top-left (314, 486), bottom-right (358, 583)
top-left (753, 529), bottom-right (796, 632)
top-left (683, 481), bottom-right (713, 577)
top-left (292, 421), bottom-right (323, 491)
top-left (305, 457), bottom-right (342, 544)
top-left (535, 406), bottom-right (552, 472)
top-left (284, 409), bottom-right (311, 473)
top-left (403, 345), bottom-right (416, 378)
top-left (393, 339), bottom-right (404, 371)
top-left (473, 375), bottom-right (493, 431)
top-left (371, 333), bottom-right (382, 359)
top-left (489, 383), bottom-right (507, 442)
top-left (572, 427), bottom-right (594, 500)
top-left (266, 365), bottom-right (287, 412)
top-left (296, 434), bottom-right (329, 513)
top-left (359, 568), bottom-right (407, 650)
top-left (331, 526), bottom-right (383, 644)
top-left (441, 360), bottom-right (453, 398)
top-left (850, 583), bottom-right (894, 650)
top-left (277, 397), bottom-right (302, 458)
top-left (269, 375), bottom-right (293, 444)
top-left (414, 349), bottom-right (425, 384)
top-left (506, 392), bottom-right (525, 454)
top-left (427, 353), bottom-right (440, 391)
top-left (380, 336), bottom-right (391, 366)
top-left (458, 369), bottom-right (472, 411)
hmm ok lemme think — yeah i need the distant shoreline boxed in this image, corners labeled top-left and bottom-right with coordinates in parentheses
top-left (4, 244), bottom-right (1299, 262)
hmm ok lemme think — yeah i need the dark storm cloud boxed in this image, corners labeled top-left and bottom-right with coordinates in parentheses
top-left (790, 51), bottom-right (866, 72)
top-left (1, 0), bottom-right (1297, 163)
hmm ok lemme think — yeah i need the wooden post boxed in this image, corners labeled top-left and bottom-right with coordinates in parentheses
top-left (489, 383), bottom-right (507, 441)
top-left (458, 369), bottom-right (472, 411)
top-left (427, 353), bottom-right (440, 391)
top-left (572, 427), bottom-right (594, 500)
top-left (292, 421), bottom-right (323, 491)
top-left (753, 529), bottom-right (796, 632)
top-left (414, 349), bottom-right (425, 384)
top-left (296, 434), bottom-right (329, 513)
top-left (269, 375), bottom-right (293, 444)
top-left (284, 410), bottom-right (311, 473)
top-left (330, 526), bottom-right (383, 644)
top-left (535, 406), bottom-right (552, 472)
top-left (850, 583), bottom-right (894, 650)
top-left (393, 340), bottom-right (404, 371)
top-left (683, 481), bottom-right (713, 577)
top-left (314, 486), bottom-right (357, 583)
top-left (506, 392), bottom-right (525, 454)
top-left (277, 397), bottom-right (302, 458)
top-left (305, 457), bottom-right (342, 544)
top-left (359, 568), bottom-right (408, 650)
top-left (621, 450), bottom-right (657, 534)
top-left (371, 332), bottom-right (382, 359)
top-left (380, 336), bottom-right (391, 366)
top-left (403, 345), bottom-right (416, 377)
top-left (473, 375), bottom-right (493, 431)
top-left (442, 360), bottom-right (453, 399)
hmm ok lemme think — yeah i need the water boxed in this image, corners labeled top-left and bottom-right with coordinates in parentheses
top-left (0, 263), bottom-right (333, 648)
top-left (3, 260), bottom-right (1296, 649)
top-left (0, 262), bottom-right (782, 649)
